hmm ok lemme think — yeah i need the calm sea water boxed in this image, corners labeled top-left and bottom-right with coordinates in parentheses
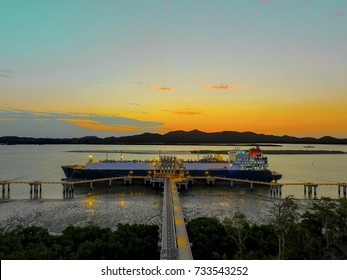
top-left (0, 144), bottom-right (347, 200)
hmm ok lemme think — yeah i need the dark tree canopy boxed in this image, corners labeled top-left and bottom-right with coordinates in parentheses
top-left (0, 224), bottom-right (159, 260)
top-left (187, 198), bottom-right (347, 260)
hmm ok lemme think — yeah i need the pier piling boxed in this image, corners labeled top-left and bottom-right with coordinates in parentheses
top-left (1, 182), bottom-right (10, 199)
top-left (123, 178), bottom-right (132, 185)
top-left (29, 181), bottom-right (42, 199)
top-left (63, 183), bottom-right (74, 198)
top-left (29, 182), bottom-right (41, 194)
top-left (206, 177), bottom-right (215, 185)
top-left (270, 183), bottom-right (282, 196)
top-left (150, 178), bottom-right (164, 188)
top-left (176, 181), bottom-right (188, 191)
top-left (338, 184), bottom-right (347, 197)
top-left (304, 184), bottom-right (318, 197)
top-left (187, 178), bottom-right (195, 185)
top-left (1, 183), bottom-right (10, 194)
top-left (144, 177), bottom-right (151, 185)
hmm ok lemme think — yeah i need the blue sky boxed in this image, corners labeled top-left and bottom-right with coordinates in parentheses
top-left (1, 0), bottom-right (347, 137)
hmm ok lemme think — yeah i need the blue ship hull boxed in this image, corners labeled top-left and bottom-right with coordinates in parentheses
top-left (62, 166), bottom-right (281, 182)
top-left (186, 169), bottom-right (279, 182)
top-left (62, 166), bottom-right (151, 180)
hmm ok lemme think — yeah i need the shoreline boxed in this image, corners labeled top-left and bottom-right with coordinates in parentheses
top-left (64, 149), bottom-right (347, 155)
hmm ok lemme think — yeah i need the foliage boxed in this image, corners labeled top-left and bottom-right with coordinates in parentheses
top-left (0, 224), bottom-right (159, 260)
top-left (187, 217), bottom-right (234, 259)
top-left (187, 197), bottom-right (347, 260)
top-left (298, 197), bottom-right (347, 259)
top-left (223, 212), bottom-right (251, 259)
top-left (270, 196), bottom-right (298, 259)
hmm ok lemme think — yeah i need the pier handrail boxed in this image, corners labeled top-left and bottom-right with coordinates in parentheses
top-left (1, 176), bottom-right (347, 186)
top-left (0, 176), bottom-right (152, 185)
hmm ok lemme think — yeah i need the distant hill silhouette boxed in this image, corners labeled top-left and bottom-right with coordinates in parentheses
top-left (1, 130), bottom-right (347, 144)
top-left (115, 130), bottom-right (347, 144)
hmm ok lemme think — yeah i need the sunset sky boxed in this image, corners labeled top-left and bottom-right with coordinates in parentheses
top-left (1, 0), bottom-right (347, 138)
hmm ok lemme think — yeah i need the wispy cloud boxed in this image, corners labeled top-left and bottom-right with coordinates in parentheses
top-left (201, 83), bottom-right (238, 90)
top-left (162, 109), bottom-right (201, 115)
top-left (152, 85), bottom-right (175, 91)
top-left (328, 10), bottom-right (345, 19)
top-left (35, 118), bottom-right (50, 122)
top-left (0, 68), bottom-right (13, 79)
top-left (136, 82), bottom-right (176, 92)
top-left (334, 10), bottom-right (345, 17)
top-left (58, 118), bottom-right (140, 132)
top-left (0, 118), bottom-right (14, 121)
top-left (260, 0), bottom-right (271, 5)
top-left (0, 108), bottom-right (164, 136)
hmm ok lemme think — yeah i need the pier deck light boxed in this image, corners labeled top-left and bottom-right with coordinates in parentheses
top-left (88, 155), bottom-right (93, 162)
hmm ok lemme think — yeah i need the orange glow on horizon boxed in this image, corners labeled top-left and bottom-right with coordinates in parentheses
top-left (3, 91), bottom-right (346, 138)
top-left (153, 101), bottom-right (347, 137)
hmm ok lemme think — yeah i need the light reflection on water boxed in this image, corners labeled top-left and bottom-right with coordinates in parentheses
top-left (0, 182), bottom-right (344, 234)
top-left (0, 189), bottom-right (162, 234)
top-left (181, 186), bottom-right (278, 225)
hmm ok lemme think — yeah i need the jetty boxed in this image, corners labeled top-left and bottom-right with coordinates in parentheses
top-left (1, 175), bottom-right (347, 260)
top-left (160, 177), bottom-right (193, 260)
top-left (1, 177), bottom-right (347, 198)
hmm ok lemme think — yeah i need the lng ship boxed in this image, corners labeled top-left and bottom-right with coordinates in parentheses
top-left (62, 147), bottom-right (282, 182)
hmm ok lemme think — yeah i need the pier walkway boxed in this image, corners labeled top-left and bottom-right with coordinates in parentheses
top-left (160, 178), bottom-right (193, 260)
top-left (160, 177), bottom-right (178, 259)
top-left (2, 175), bottom-right (347, 259)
